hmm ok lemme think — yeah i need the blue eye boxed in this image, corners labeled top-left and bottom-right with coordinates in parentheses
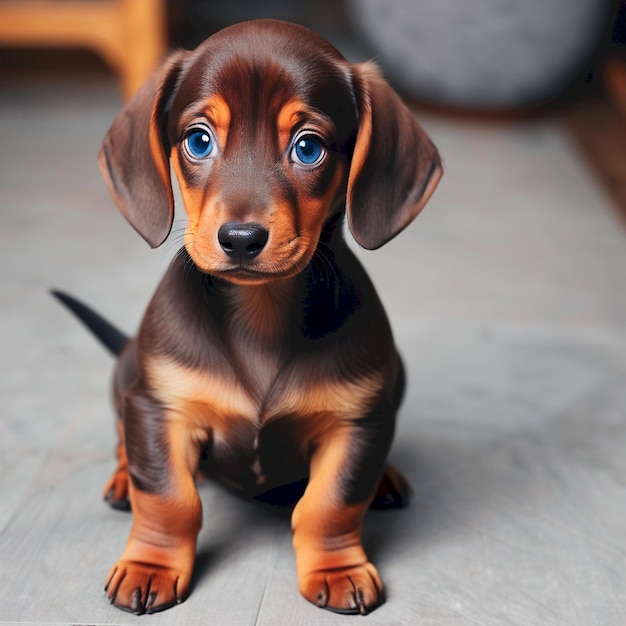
top-left (292, 134), bottom-right (325, 166)
top-left (184, 127), bottom-right (216, 160)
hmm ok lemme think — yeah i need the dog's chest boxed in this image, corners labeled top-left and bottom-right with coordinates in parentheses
top-left (146, 280), bottom-right (385, 491)
top-left (201, 363), bottom-right (383, 494)
top-left (150, 346), bottom-right (381, 426)
top-left (147, 345), bottom-right (383, 493)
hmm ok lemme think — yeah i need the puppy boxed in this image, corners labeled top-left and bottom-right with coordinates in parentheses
top-left (70, 18), bottom-right (441, 616)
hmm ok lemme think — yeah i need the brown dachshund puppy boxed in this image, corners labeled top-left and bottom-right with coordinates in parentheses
top-left (65, 19), bottom-right (441, 616)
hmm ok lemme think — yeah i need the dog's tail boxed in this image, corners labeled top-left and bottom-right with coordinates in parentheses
top-left (51, 290), bottom-right (128, 357)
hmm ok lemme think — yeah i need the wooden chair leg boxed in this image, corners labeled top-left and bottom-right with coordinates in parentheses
top-left (0, 0), bottom-right (168, 100)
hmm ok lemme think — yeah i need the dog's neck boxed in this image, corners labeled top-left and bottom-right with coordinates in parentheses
top-left (215, 209), bottom-right (346, 338)
top-left (213, 277), bottom-right (295, 398)
top-left (217, 213), bottom-right (346, 396)
top-left (223, 279), bottom-right (296, 345)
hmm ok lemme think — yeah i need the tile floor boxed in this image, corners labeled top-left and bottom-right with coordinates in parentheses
top-left (1, 64), bottom-right (626, 625)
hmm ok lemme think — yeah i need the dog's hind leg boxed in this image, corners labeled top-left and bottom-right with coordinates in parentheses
top-left (103, 339), bottom-right (138, 511)
top-left (103, 419), bottom-right (131, 510)
top-left (370, 462), bottom-right (412, 510)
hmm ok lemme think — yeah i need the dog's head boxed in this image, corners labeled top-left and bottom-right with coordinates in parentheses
top-left (99, 19), bottom-right (442, 285)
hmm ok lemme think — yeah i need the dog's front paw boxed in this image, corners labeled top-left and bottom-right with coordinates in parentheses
top-left (105, 560), bottom-right (190, 614)
top-left (299, 562), bottom-right (385, 615)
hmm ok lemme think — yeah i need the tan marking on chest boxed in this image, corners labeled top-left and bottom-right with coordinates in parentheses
top-left (145, 356), bottom-right (258, 430)
top-left (267, 372), bottom-right (386, 423)
top-left (146, 355), bottom-right (384, 425)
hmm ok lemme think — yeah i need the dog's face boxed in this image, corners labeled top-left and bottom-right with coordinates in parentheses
top-left (99, 20), bottom-right (442, 284)
top-left (166, 25), bottom-right (359, 283)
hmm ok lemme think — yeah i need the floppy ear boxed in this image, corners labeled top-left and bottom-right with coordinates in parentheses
top-left (346, 62), bottom-right (443, 250)
top-left (98, 52), bottom-right (187, 248)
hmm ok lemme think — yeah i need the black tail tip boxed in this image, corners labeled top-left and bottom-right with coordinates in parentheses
top-left (50, 288), bottom-right (73, 306)
top-left (50, 288), bottom-right (128, 357)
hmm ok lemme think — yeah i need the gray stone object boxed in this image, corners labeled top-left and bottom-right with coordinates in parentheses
top-left (347, 0), bottom-right (612, 108)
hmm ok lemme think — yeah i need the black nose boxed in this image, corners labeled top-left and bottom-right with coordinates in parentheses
top-left (217, 222), bottom-right (269, 260)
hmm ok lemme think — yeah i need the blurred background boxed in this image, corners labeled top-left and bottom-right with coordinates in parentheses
top-left (2, 2), bottom-right (626, 625)
top-left (1, 0), bottom-right (625, 216)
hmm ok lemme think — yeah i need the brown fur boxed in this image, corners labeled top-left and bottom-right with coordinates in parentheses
top-left (96, 19), bottom-right (441, 615)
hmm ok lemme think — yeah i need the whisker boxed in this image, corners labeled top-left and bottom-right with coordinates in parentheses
top-left (296, 232), bottom-right (338, 286)
top-left (162, 220), bottom-right (188, 258)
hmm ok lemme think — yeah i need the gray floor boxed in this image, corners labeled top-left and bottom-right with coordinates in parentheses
top-left (1, 69), bottom-right (626, 626)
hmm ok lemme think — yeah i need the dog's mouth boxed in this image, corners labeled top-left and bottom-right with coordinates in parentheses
top-left (217, 266), bottom-right (297, 285)
top-left (186, 238), bottom-right (315, 285)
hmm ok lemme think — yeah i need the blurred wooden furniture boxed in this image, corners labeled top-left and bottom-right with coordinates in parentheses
top-left (605, 59), bottom-right (626, 117)
top-left (0, 0), bottom-right (167, 99)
